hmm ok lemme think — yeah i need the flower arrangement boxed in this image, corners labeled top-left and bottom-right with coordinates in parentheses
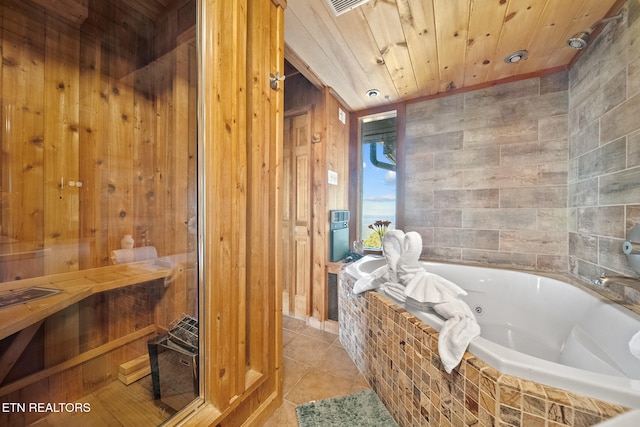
top-left (363, 220), bottom-right (392, 249)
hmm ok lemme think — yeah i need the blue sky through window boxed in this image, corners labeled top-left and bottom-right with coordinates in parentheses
top-left (361, 141), bottom-right (396, 239)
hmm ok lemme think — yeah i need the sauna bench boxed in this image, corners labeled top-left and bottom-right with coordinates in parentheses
top-left (0, 261), bottom-right (173, 340)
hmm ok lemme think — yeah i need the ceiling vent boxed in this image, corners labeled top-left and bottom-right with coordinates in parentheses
top-left (326, 0), bottom-right (371, 16)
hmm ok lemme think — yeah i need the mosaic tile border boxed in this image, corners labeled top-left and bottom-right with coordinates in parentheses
top-left (339, 270), bottom-right (629, 427)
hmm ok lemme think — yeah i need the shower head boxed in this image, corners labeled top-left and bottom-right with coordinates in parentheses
top-left (566, 8), bottom-right (626, 50)
top-left (567, 30), bottom-right (591, 50)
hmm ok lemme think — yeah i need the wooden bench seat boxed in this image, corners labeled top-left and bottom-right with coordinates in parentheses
top-left (0, 261), bottom-right (173, 340)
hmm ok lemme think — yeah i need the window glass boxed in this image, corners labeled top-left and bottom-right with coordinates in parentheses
top-left (360, 112), bottom-right (397, 249)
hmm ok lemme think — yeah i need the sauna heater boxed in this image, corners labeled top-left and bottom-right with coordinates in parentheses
top-left (148, 315), bottom-right (199, 411)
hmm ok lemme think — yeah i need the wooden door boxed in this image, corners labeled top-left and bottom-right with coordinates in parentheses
top-left (282, 112), bottom-right (311, 319)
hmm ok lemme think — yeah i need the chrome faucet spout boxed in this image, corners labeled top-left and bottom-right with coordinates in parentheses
top-left (594, 274), bottom-right (640, 292)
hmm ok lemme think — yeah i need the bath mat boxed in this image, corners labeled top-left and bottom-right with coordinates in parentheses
top-left (296, 389), bottom-right (398, 427)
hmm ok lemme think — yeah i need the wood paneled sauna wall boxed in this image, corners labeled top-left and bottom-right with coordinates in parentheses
top-left (0, 0), bottom-right (199, 424)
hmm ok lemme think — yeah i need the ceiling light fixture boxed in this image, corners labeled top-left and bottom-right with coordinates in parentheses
top-left (504, 50), bottom-right (528, 64)
top-left (366, 89), bottom-right (380, 98)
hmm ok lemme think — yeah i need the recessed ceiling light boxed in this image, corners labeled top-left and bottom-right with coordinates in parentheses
top-left (504, 50), bottom-right (528, 63)
top-left (366, 89), bottom-right (380, 98)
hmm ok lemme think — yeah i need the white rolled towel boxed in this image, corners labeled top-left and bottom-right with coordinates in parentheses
top-left (111, 246), bottom-right (158, 264)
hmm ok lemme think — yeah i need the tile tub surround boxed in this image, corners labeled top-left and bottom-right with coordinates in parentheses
top-left (339, 271), bottom-right (629, 427)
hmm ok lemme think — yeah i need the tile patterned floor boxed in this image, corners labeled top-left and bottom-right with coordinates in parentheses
top-left (262, 316), bottom-right (371, 426)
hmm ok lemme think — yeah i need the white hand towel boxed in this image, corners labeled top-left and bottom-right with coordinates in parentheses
top-left (110, 246), bottom-right (158, 264)
top-left (435, 299), bottom-right (481, 373)
top-left (630, 330), bottom-right (640, 359)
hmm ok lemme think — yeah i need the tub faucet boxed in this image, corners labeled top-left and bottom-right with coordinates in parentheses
top-left (594, 273), bottom-right (640, 292)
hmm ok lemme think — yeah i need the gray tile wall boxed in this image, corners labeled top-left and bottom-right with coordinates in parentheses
top-left (404, 72), bottom-right (569, 272)
top-left (402, 0), bottom-right (640, 305)
top-left (568, 0), bottom-right (640, 304)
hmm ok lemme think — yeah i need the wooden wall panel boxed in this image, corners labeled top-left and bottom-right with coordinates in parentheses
top-left (310, 96), bottom-right (326, 323)
top-left (190, 0), bottom-right (284, 424)
top-left (79, 35), bottom-right (105, 268)
top-left (248, 0), bottom-right (283, 378)
top-left (132, 67), bottom-right (157, 252)
top-left (105, 75), bottom-right (136, 258)
top-left (199, 0), bottom-right (248, 409)
top-left (29, 0), bottom-right (89, 25)
top-left (1, 0), bottom-right (46, 252)
top-left (282, 119), bottom-right (292, 315)
top-left (43, 16), bottom-right (81, 274)
top-left (325, 91), bottom-right (349, 223)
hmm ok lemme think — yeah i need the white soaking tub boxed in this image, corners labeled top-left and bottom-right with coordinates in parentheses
top-left (345, 256), bottom-right (640, 408)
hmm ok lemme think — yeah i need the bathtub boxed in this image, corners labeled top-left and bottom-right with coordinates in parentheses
top-left (344, 256), bottom-right (640, 409)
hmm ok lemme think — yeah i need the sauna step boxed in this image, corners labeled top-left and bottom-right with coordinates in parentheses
top-left (118, 354), bottom-right (151, 385)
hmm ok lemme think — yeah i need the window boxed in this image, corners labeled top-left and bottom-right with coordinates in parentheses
top-left (359, 111), bottom-right (397, 249)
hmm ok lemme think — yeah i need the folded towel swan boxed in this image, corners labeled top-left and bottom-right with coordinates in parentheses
top-left (353, 230), bottom-right (480, 373)
top-left (352, 229), bottom-right (405, 294)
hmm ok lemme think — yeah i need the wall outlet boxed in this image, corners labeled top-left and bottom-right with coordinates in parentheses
top-left (338, 108), bottom-right (346, 124)
top-left (328, 170), bottom-right (338, 185)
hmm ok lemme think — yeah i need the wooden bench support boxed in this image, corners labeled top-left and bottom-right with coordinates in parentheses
top-left (0, 324), bottom-right (157, 397)
top-left (0, 321), bottom-right (43, 384)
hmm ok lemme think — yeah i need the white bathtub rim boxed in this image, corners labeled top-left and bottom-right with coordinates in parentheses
top-left (345, 256), bottom-right (640, 409)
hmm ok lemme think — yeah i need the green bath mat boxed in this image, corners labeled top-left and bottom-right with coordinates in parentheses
top-left (296, 389), bottom-right (398, 427)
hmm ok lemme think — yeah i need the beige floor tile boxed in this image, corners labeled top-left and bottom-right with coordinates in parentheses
top-left (283, 333), bottom-right (331, 366)
top-left (283, 356), bottom-right (310, 391)
top-left (261, 400), bottom-right (299, 427)
top-left (283, 328), bottom-right (298, 347)
top-left (283, 316), bottom-right (307, 332)
top-left (313, 344), bottom-right (361, 381)
top-left (349, 371), bottom-right (371, 392)
top-left (296, 325), bottom-right (339, 344)
top-left (285, 367), bottom-right (367, 405)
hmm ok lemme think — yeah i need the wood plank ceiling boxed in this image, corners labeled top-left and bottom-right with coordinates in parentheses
top-left (284, 0), bottom-right (624, 111)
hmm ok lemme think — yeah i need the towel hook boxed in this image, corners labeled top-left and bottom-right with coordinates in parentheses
top-left (269, 71), bottom-right (285, 90)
